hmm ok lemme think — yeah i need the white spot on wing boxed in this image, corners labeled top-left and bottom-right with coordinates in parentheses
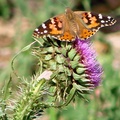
top-left (42, 23), bottom-right (47, 29)
top-left (35, 28), bottom-right (39, 31)
top-left (105, 24), bottom-right (108, 26)
top-left (88, 12), bottom-right (92, 17)
top-left (98, 14), bottom-right (102, 19)
top-left (100, 24), bottom-right (104, 27)
top-left (44, 30), bottom-right (48, 33)
top-left (107, 16), bottom-right (111, 19)
top-left (50, 18), bottom-right (55, 24)
top-left (101, 20), bottom-right (105, 23)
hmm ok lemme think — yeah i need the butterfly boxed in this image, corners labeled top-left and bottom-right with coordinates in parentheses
top-left (33, 8), bottom-right (116, 41)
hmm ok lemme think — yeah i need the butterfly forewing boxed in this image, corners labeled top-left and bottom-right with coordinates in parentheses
top-left (75, 11), bottom-right (116, 29)
top-left (33, 15), bottom-right (64, 39)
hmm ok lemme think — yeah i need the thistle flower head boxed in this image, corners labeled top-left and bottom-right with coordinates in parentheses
top-left (33, 37), bottom-right (103, 107)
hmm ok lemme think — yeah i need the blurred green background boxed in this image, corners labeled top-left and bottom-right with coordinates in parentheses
top-left (0, 0), bottom-right (120, 120)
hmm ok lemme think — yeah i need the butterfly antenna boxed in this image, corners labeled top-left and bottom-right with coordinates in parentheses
top-left (57, 0), bottom-right (67, 8)
top-left (56, 0), bottom-right (74, 9)
top-left (69, 0), bottom-right (74, 8)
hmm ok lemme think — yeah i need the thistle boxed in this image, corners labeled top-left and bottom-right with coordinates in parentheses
top-left (9, 36), bottom-right (103, 119)
top-left (32, 37), bottom-right (103, 107)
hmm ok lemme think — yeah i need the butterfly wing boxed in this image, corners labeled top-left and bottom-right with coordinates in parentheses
top-left (33, 14), bottom-right (65, 39)
top-left (33, 10), bottom-right (116, 41)
top-left (74, 11), bottom-right (116, 40)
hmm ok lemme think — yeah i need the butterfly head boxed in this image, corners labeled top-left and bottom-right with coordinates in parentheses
top-left (65, 8), bottom-right (75, 20)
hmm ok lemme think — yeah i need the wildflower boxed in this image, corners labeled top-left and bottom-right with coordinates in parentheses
top-left (32, 37), bottom-right (103, 107)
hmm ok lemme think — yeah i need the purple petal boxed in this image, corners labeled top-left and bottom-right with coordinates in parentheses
top-left (73, 38), bottom-right (103, 87)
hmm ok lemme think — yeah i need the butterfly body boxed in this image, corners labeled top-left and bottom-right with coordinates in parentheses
top-left (33, 8), bottom-right (116, 41)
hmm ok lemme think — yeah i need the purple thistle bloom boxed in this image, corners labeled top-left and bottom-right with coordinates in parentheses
top-left (73, 38), bottom-right (103, 87)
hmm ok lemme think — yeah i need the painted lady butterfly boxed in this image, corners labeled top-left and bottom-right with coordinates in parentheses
top-left (33, 8), bottom-right (116, 41)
